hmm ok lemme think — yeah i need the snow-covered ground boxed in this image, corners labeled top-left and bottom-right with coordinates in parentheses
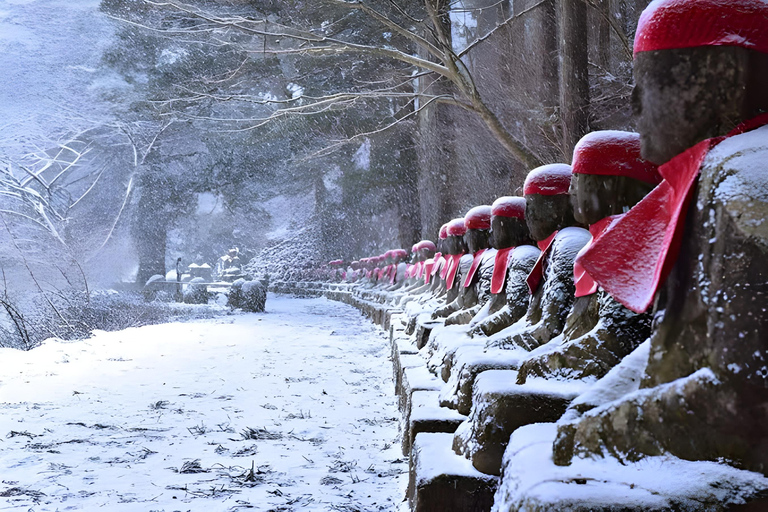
top-left (0, 294), bottom-right (406, 511)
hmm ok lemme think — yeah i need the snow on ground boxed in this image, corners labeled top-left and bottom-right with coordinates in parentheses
top-left (0, 294), bottom-right (406, 511)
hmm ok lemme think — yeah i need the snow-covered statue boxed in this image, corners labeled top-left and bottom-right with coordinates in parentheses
top-left (487, 164), bottom-right (590, 351)
top-left (517, 131), bottom-right (660, 383)
top-left (433, 206), bottom-right (495, 325)
top-left (216, 248), bottom-right (242, 281)
top-left (439, 218), bottom-right (471, 306)
top-left (555, 0), bottom-right (768, 473)
top-left (467, 197), bottom-right (539, 338)
top-left (400, 240), bottom-right (437, 294)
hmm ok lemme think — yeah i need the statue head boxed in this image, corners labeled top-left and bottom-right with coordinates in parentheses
top-left (463, 205), bottom-right (492, 254)
top-left (490, 196), bottom-right (531, 249)
top-left (570, 131), bottom-right (661, 225)
top-left (437, 223), bottom-right (449, 253)
top-left (523, 164), bottom-right (578, 241)
top-left (445, 218), bottom-right (468, 255)
top-left (414, 240), bottom-right (437, 261)
top-left (632, 0), bottom-right (768, 164)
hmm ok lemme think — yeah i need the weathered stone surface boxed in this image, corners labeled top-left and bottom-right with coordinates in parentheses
top-left (440, 347), bottom-right (526, 415)
top-left (409, 432), bottom-right (498, 512)
top-left (453, 370), bottom-right (583, 475)
top-left (517, 291), bottom-right (651, 383)
top-left (493, 423), bottom-right (768, 512)
top-left (488, 228), bottom-right (591, 351)
top-left (564, 128), bottom-right (768, 474)
top-left (404, 391), bottom-right (467, 454)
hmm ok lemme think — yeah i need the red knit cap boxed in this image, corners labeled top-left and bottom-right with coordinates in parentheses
top-left (464, 205), bottom-right (492, 230)
top-left (446, 218), bottom-right (468, 237)
top-left (572, 131), bottom-right (662, 185)
top-left (635, 0), bottom-right (768, 56)
top-left (439, 223), bottom-right (449, 240)
top-left (417, 240), bottom-right (437, 252)
top-left (393, 249), bottom-right (407, 259)
top-left (523, 164), bottom-right (572, 196)
top-left (491, 196), bottom-right (526, 219)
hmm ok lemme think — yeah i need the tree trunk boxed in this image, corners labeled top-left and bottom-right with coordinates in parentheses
top-left (558, 0), bottom-right (590, 160)
top-left (133, 176), bottom-right (169, 285)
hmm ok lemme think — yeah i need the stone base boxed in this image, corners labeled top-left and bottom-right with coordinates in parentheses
top-left (409, 432), bottom-right (498, 512)
top-left (441, 347), bottom-right (526, 415)
top-left (404, 390), bottom-right (467, 454)
top-left (400, 365), bottom-right (442, 422)
top-left (493, 423), bottom-right (768, 512)
top-left (453, 371), bottom-right (588, 475)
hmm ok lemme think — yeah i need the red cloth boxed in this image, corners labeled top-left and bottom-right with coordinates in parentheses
top-left (490, 247), bottom-right (515, 294)
top-left (523, 164), bottom-right (571, 196)
top-left (432, 253), bottom-right (443, 276)
top-left (447, 218), bottom-right (467, 236)
top-left (574, 216), bottom-right (620, 297)
top-left (492, 197), bottom-right (525, 219)
top-left (526, 231), bottom-right (558, 294)
top-left (439, 254), bottom-right (450, 280)
top-left (415, 261), bottom-right (425, 278)
top-left (572, 131), bottom-right (661, 185)
top-left (465, 206), bottom-right (492, 230)
top-left (580, 114), bottom-right (768, 313)
top-left (445, 253), bottom-right (465, 289)
top-left (634, 0), bottom-right (768, 56)
top-left (423, 260), bottom-right (434, 284)
top-left (463, 249), bottom-right (487, 288)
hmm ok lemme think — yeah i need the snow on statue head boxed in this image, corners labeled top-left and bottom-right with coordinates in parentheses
top-left (632, 0), bottom-right (768, 164)
top-left (414, 240), bottom-right (436, 260)
top-left (490, 196), bottom-right (530, 249)
top-left (463, 205), bottom-right (492, 254)
top-left (523, 163), bottom-right (578, 241)
top-left (445, 218), bottom-right (468, 255)
top-left (570, 131), bottom-right (661, 225)
top-left (437, 223), bottom-right (449, 253)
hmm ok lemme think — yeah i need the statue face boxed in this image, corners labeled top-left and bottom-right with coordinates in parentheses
top-left (464, 229), bottom-right (490, 254)
top-left (491, 216), bottom-right (530, 249)
top-left (445, 235), bottom-right (467, 255)
top-left (633, 47), bottom-right (748, 165)
top-left (570, 174), bottom-right (654, 225)
top-left (525, 194), bottom-right (577, 241)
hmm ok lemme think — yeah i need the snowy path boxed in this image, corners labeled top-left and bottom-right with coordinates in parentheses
top-left (0, 295), bottom-right (406, 511)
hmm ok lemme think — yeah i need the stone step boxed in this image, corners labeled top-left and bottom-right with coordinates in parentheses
top-left (403, 390), bottom-right (467, 455)
top-left (409, 432), bottom-right (498, 512)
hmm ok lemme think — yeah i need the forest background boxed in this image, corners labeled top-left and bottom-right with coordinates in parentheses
top-left (0, 0), bottom-right (648, 347)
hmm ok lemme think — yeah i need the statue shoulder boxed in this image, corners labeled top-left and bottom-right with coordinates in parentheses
top-left (702, 125), bottom-right (768, 244)
top-left (551, 227), bottom-right (591, 264)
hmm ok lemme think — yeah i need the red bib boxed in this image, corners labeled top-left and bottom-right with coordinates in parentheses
top-left (463, 249), bottom-right (487, 288)
top-left (431, 252), bottom-right (443, 276)
top-left (526, 231), bottom-right (558, 294)
top-left (574, 216), bottom-right (619, 297)
top-left (445, 253), bottom-right (465, 289)
top-left (423, 260), bottom-right (434, 284)
top-left (579, 114), bottom-right (768, 313)
top-left (490, 247), bottom-right (515, 294)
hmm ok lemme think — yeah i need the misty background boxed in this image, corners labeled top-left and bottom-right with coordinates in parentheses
top-left (0, 0), bottom-right (645, 348)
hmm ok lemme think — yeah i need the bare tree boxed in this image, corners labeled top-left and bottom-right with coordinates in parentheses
top-left (108, 0), bottom-right (545, 168)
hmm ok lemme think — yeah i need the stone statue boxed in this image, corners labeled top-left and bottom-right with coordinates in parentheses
top-left (556, 0), bottom-right (768, 474)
